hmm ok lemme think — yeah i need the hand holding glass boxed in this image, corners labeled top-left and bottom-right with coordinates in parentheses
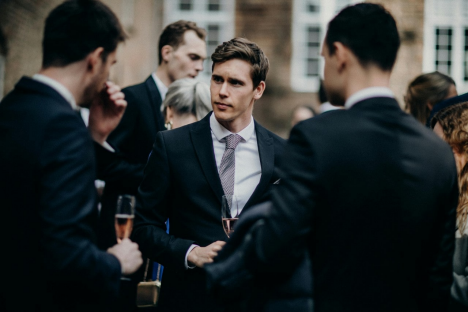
top-left (115, 195), bottom-right (135, 243)
top-left (221, 195), bottom-right (239, 238)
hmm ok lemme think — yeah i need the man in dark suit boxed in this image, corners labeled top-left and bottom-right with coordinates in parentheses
top-left (0, 1), bottom-right (142, 311)
top-left (133, 38), bottom-right (285, 312)
top-left (95, 20), bottom-right (207, 250)
top-left (219, 4), bottom-right (457, 312)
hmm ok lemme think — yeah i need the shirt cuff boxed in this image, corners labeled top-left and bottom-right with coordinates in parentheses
top-left (185, 244), bottom-right (199, 269)
top-left (101, 141), bottom-right (115, 153)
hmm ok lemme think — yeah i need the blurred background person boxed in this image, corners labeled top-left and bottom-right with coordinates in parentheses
top-left (291, 105), bottom-right (315, 126)
top-left (404, 71), bottom-right (457, 125)
top-left (162, 78), bottom-right (212, 130)
top-left (95, 20), bottom-right (207, 252)
top-left (432, 102), bottom-right (468, 312)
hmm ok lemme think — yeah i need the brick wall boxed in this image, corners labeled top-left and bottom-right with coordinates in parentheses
top-left (371, 0), bottom-right (425, 107)
top-left (0, 0), bottom-right (62, 96)
top-left (0, 0), bottom-right (425, 137)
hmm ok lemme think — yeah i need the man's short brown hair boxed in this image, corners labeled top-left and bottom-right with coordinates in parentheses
top-left (211, 38), bottom-right (269, 88)
top-left (158, 20), bottom-right (206, 65)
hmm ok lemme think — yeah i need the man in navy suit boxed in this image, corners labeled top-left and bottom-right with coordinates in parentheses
top-left (217, 3), bottom-right (458, 312)
top-left (95, 20), bottom-right (207, 250)
top-left (0, 1), bottom-right (142, 311)
top-left (133, 38), bottom-right (285, 312)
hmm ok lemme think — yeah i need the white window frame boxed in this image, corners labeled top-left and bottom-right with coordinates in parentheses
top-left (163, 0), bottom-right (235, 84)
top-left (423, 0), bottom-right (468, 93)
top-left (291, 0), bottom-right (361, 92)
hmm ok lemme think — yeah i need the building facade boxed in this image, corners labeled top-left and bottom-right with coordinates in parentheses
top-left (0, 0), bottom-right (430, 136)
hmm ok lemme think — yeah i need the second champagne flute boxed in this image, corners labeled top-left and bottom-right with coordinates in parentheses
top-left (221, 195), bottom-right (239, 238)
top-left (115, 194), bottom-right (135, 243)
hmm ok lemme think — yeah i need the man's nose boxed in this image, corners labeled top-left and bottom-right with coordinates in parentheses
top-left (195, 60), bottom-right (204, 72)
top-left (219, 82), bottom-right (228, 97)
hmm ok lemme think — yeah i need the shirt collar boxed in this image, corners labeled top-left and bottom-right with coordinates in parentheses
top-left (32, 74), bottom-right (78, 111)
top-left (344, 87), bottom-right (394, 109)
top-left (210, 113), bottom-right (255, 143)
top-left (152, 72), bottom-right (168, 100)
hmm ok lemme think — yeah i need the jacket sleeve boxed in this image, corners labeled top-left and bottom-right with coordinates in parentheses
top-left (132, 131), bottom-right (195, 272)
top-left (39, 113), bottom-right (121, 300)
top-left (245, 123), bottom-right (317, 274)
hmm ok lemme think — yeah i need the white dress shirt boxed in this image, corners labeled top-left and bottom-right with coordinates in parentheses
top-left (344, 87), bottom-right (394, 109)
top-left (320, 101), bottom-right (343, 114)
top-left (152, 72), bottom-right (168, 101)
top-left (185, 113), bottom-right (262, 268)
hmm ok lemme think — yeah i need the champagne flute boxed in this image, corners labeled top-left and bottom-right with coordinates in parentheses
top-left (115, 194), bottom-right (135, 243)
top-left (221, 195), bottom-right (239, 238)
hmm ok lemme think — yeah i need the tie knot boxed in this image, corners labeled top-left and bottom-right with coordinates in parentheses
top-left (225, 134), bottom-right (242, 149)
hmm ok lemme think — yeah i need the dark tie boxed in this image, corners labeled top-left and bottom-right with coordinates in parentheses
top-left (219, 134), bottom-right (242, 196)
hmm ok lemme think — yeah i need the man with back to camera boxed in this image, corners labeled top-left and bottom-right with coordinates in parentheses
top-left (132, 37), bottom-right (285, 312)
top-left (0, 1), bottom-right (142, 311)
top-left (215, 3), bottom-right (458, 312)
top-left (95, 20), bottom-right (207, 250)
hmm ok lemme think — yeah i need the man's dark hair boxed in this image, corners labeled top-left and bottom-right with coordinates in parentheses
top-left (211, 37), bottom-right (269, 89)
top-left (158, 20), bottom-right (206, 65)
top-left (42, 0), bottom-right (126, 68)
top-left (326, 3), bottom-right (400, 71)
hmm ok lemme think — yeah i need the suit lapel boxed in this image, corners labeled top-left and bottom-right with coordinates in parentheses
top-left (144, 76), bottom-right (166, 132)
top-left (190, 114), bottom-right (224, 205)
top-left (243, 122), bottom-right (274, 211)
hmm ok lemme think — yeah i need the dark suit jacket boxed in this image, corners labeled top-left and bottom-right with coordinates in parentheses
top-left (243, 97), bottom-right (458, 312)
top-left (95, 75), bottom-right (165, 249)
top-left (0, 77), bottom-right (121, 311)
top-left (133, 113), bottom-right (285, 312)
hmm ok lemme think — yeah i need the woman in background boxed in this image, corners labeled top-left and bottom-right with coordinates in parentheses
top-left (405, 71), bottom-right (457, 124)
top-left (432, 102), bottom-right (468, 311)
top-left (162, 78), bottom-right (211, 130)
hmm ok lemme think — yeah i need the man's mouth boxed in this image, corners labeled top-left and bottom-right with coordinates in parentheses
top-left (215, 102), bottom-right (231, 109)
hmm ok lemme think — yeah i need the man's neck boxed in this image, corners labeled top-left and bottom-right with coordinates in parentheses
top-left (155, 66), bottom-right (172, 87)
top-left (344, 66), bottom-right (392, 101)
top-left (38, 64), bottom-right (86, 106)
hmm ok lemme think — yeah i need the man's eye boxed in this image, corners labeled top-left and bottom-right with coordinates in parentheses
top-left (190, 55), bottom-right (200, 60)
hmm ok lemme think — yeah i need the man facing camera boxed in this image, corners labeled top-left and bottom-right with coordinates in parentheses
top-left (0, 1), bottom-right (142, 311)
top-left (212, 3), bottom-right (457, 312)
top-left (133, 38), bottom-right (285, 312)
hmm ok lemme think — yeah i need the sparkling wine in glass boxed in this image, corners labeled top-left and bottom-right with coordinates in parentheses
top-left (221, 195), bottom-right (239, 238)
top-left (115, 194), bottom-right (135, 243)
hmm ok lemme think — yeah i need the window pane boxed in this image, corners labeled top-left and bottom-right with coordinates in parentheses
top-left (306, 25), bottom-right (321, 77)
top-left (308, 27), bottom-right (320, 43)
top-left (207, 25), bottom-right (220, 46)
top-left (435, 27), bottom-right (452, 75)
top-left (307, 0), bottom-right (320, 13)
top-left (179, 0), bottom-right (192, 11)
top-left (465, 28), bottom-right (468, 80)
top-left (307, 59), bottom-right (319, 76)
top-left (208, 0), bottom-right (221, 11)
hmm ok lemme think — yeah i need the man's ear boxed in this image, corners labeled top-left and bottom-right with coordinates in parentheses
top-left (333, 42), bottom-right (348, 72)
top-left (161, 45), bottom-right (173, 63)
top-left (253, 81), bottom-right (266, 100)
top-left (87, 47), bottom-right (105, 73)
